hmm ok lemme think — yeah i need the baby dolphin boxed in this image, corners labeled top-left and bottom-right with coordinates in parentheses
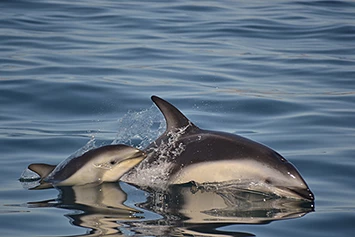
top-left (132, 96), bottom-right (314, 201)
top-left (28, 144), bottom-right (146, 188)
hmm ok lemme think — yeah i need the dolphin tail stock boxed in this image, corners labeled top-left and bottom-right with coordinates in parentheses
top-left (28, 163), bottom-right (56, 180)
top-left (151, 95), bottom-right (198, 132)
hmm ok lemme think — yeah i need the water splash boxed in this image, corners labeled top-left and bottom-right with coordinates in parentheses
top-left (19, 169), bottom-right (40, 182)
top-left (112, 105), bottom-right (165, 149)
top-left (122, 123), bottom-right (191, 188)
top-left (19, 106), bottom-right (165, 189)
top-left (69, 136), bottom-right (97, 158)
top-left (148, 123), bottom-right (190, 161)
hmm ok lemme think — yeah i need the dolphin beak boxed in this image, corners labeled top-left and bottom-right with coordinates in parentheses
top-left (274, 186), bottom-right (314, 201)
top-left (288, 187), bottom-right (314, 201)
top-left (131, 150), bottom-right (146, 159)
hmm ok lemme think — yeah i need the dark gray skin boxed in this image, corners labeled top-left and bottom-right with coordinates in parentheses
top-left (133, 96), bottom-right (314, 201)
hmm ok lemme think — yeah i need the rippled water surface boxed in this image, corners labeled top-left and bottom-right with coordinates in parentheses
top-left (1, 0), bottom-right (355, 236)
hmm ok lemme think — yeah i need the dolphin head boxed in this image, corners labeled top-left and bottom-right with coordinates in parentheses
top-left (245, 151), bottom-right (314, 201)
top-left (263, 160), bottom-right (314, 201)
top-left (86, 145), bottom-right (146, 183)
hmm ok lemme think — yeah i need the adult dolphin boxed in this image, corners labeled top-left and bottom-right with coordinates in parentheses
top-left (27, 144), bottom-right (146, 188)
top-left (129, 96), bottom-right (314, 201)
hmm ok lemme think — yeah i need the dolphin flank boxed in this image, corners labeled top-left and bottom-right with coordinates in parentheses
top-left (128, 96), bottom-right (314, 201)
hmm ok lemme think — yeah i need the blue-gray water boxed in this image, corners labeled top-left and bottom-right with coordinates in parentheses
top-left (1, 0), bottom-right (355, 236)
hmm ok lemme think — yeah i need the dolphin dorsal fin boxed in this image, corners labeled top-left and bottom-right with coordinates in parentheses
top-left (151, 95), bottom-right (198, 132)
top-left (28, 163), bottom-right (56, 179)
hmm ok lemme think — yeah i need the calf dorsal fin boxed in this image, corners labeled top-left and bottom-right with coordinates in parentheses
top-left (28, 163), bottom-right (56, 179)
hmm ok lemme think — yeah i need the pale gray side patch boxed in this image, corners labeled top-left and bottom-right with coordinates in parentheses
top-left (170, 160), bottom-right (280, 185)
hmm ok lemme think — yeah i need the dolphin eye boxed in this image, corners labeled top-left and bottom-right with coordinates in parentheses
top-left (110, 160), bottom-right (117, 165)
top-left (265, 178), bottom-right (273, 184)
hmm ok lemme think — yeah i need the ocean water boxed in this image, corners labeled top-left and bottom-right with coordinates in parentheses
top-left (1, 0), bottom-right (355, 236)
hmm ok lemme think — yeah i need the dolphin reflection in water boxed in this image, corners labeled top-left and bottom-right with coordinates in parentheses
top-left (25, 182), bottom-right (314, 237)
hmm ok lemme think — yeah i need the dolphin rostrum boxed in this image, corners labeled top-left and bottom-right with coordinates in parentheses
top-left (28, 144), bottom-right (146, 188)
top-left (127, 96), bottom-right (314, 201)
